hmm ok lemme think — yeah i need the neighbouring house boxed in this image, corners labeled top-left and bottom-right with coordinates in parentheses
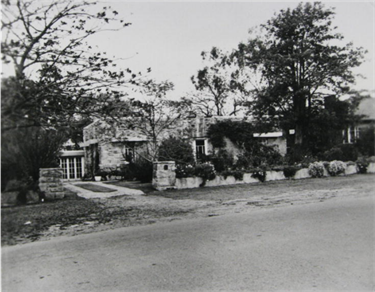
top-left (187, 116), bottom-right (288, 160)
top-left (81, 116), bottom-right (288, 176)
top-left (342, 97), bottom-right (375, 154)
top-left (58, 139), bottom-right (85, 180)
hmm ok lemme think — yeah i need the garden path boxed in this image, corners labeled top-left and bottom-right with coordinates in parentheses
top-left (64, 181), bottom-right (144, 199)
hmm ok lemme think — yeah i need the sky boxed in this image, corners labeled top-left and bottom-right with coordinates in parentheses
top-left (2, 1), bottom-right (374, 99)
top-left (88, 0), bottom-right (375, 99)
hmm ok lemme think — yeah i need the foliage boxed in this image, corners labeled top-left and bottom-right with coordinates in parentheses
top-left (158, 136), bottom-right (195, 164)
top-left (1, 127), bottom-right (66, 188)
top-left (129, 160), bottom-right (154, 183)
top-left (194, 162), bottom-right (216, 186)
top-left (327, 160), bottom-right (347, 176)
top-left (231, 2), bottom-right (366, 148)
top-left (175, 164), bottom-right (196, 179)
top-left (251, 169), bottom-right (267, 183)
top-left (185, 47), bottom-right (247, 116)
top-left (123, 80), bottom-right (189, 161)
top-left (356, 157), bottom-right (369, 174)
top-left (95, 170), bottom-right (109, 180)
top-left (284, 145), bottom-right (316, 167)
top-left (356, 125), bottom-right (375, 157)
top-left (283, 165), bottom-right (300, 179)
top-left (308, 162), bottom-right (325, 178)
top-left (321, 144), bottom-right (359, 162)
top-left (234, 146), bottom-right (282, 170)
top-left (206, 150), bottom-right (234, 173)
top-left (306, 98), bottom-right (352, 155)
top-left (207, 120), bottom-right (271, 149)
top-left (207, 120), bottom-right (282, 169)
top-left (221, 169), bottom-right (244, 181)
top-left (2, 0), bottom-right (138, 131)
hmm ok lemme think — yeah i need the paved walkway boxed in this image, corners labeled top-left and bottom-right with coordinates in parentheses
top-left (64, 181), bottom-right (144, 199)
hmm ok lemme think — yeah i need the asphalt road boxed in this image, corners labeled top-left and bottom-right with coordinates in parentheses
top-left (2, 194), bottom-right (374, 292)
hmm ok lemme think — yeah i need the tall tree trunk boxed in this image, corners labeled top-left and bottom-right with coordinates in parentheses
top-left (294, 92), bottom-right (306, 147)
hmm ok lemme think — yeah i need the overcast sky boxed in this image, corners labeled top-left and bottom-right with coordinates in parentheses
top-left (88, 0), bottom-right (374, 99)
top-left (2, 1), bottom-right (374, 99)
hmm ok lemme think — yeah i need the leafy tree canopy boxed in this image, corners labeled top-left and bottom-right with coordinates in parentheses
top-left (1, 0), bottom-right (141, 131)
top-left (231, 2), bottom-right (366, 147)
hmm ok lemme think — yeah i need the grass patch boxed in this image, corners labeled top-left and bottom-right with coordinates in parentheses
top-left (105, 181), bottom-right (155, 193)
top-left (75, 183), bottom-right (117, 193)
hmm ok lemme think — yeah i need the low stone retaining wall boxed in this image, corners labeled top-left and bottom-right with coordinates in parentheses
top-left (39, 168), bottom-right (65, 200)
top-left (175, 162), bottom-right (375, 190)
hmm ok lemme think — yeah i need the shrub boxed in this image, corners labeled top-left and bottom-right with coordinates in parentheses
top-left (158, 136), bottom-right (195, 164)
top-left (175, 164), bottom-right (195, 178)
top-left (194, 162), bottom-right (216, 180)
top-left (327, 160), bottom-right (347, 176)
top-left (194, 162), bottom-right (216, 186)
top-left (95, 170), bottom-right (108, 180)
top-left (221, 169), bottom-right (244, 181)
top-left (321, 144), bottom-right (358, 161)
top-left (1, 127), bottom-right (66, 189)
top-left (356, 157), bottom-right (369, 174)
top-left (118, 164), bottom-right (135, 180)
top-left (283, 165), bottom-right (300, 179)
top-left (251, 167), bottom-right (267, 182)
top-left (129, 160), bottom-right (153, 183)
top-left (208, 150), bottom-right (234, 173)
top-left (285, 146), bottom-right (313, 165)
top-left (308, 162), bottom-right (325, 178)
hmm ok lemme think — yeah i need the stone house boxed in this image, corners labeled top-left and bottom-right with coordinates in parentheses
top-left (80, 116), bottom-right (288, 176)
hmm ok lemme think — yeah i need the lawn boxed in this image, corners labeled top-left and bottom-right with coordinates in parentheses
top-left (2, 174), bottom-right (374, 246)
top-left (152, 174), bottom-right (374, 201)
top-left (75, 183), bottom-right (117, 193)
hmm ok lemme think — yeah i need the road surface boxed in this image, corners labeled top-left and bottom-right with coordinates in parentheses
top-left (2, 193), bottom-right (374, 291)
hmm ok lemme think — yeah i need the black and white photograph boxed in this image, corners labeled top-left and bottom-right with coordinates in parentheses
top-left (1, 0), bottom-right (374, 291)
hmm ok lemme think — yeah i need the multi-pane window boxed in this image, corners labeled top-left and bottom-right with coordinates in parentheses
top-left (61, 158), bottom-right (68, 179)
top-left (60, 157), bottom-right (84, 180)
top-left (344, 126), bottom-right (361, 144)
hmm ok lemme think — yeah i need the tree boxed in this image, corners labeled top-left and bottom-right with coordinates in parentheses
top-left (123, 79), bottom-right (189, 161)
top-left (1, 126), bottom-right (67, 189)
top-left (158, 136), bottom-right (195, 164)
top-left (186, 47), bottom-right (248, 117)
top-left (232, 2), bottom-right (366, 149)
top-left (1, 0), bottom-right (139, 131)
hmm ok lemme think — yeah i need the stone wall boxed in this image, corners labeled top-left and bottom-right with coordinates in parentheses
top-left (174, 162), bottom-right (375, 189)
top-left (39, 168), bottom-right (65, 200)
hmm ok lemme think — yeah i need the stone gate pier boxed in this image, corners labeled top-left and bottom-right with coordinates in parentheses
top-left (152, 161), bottom-right (176, 191)
top-left (39, 168), bottom-right (65, 200)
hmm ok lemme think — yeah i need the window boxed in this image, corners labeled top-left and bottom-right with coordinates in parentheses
top-left (344, 126), bottom-right (361, 144)
top-left (60, 157), bottom-right (84, 180)
top-left (123, 144), bottom-right (135, 162)
top-left (195, 139), bottom-right (206, 159)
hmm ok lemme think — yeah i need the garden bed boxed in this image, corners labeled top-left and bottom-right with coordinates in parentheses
top-left (175, 162), bottom-right (375, 189)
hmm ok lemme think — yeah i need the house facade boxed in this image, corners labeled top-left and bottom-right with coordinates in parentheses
top-left (81, 116), bottom-right (288, 176)
top-left (342, 97), bottom-right (375, 155)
